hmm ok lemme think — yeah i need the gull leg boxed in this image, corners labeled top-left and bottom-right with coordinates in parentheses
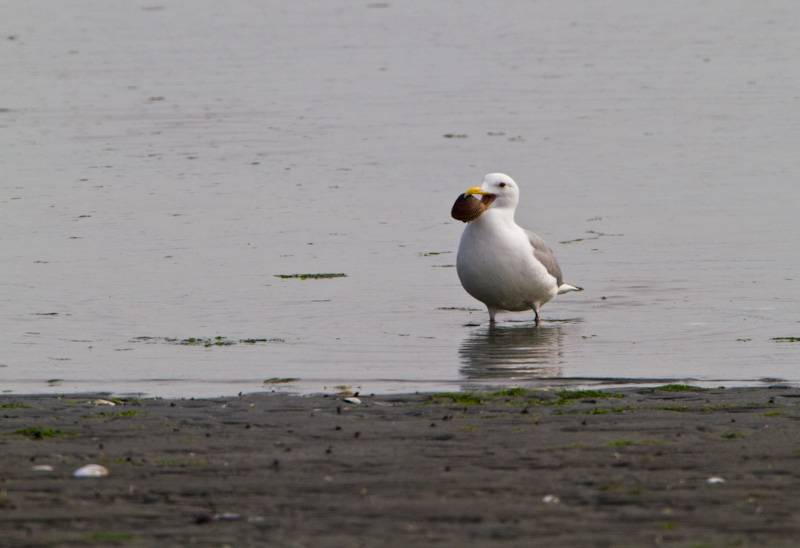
top-left (526, 301), bottom-right (541, 327)
top-left (488, 307), bottom-right (497, 323)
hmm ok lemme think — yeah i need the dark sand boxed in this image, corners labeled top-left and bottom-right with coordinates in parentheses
top-left (1, 386), bottom-right (799, 547)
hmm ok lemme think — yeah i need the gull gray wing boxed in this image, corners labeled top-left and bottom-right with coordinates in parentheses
top-left (525, 229), bottom-right (563, 286)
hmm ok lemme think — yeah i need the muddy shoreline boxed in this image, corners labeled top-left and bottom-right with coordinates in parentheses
top-left (2, 386), bottom-right (799, 547)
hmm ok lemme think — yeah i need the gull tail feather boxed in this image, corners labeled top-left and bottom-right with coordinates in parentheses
top-left (557, 283), bottom-right (583, 295)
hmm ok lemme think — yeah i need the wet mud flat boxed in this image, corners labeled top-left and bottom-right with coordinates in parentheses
top-left (1, 387), bottom-right (799, 547)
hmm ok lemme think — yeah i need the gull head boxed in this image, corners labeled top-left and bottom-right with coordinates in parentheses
top-left (463, 173), bottom-right (519, 213)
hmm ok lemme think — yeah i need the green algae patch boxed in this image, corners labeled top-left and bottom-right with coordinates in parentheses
top-left (181, 336), bottom-right (235, 347)
top-left (427, 388), bottom-right (626, 407)
top-left (607, 440), bottom-right (636, 447)
top-left (607, 439), bottom-right (664, 447)
top-left (132, 336), bottom-right (284, 347)
top-left (274, 273), bottom-right (347, 280)
top-left (6, 427), bottom-right (80, 440)
top-left (651, 405), bottom-right (690, 412)
top-left (103, 456), bottom-right (136, 466)
top-left (83, 410), bottom-right (148, 419)
top-left (490, 388), bottom-right (530, 398)
top-left (427, 388), bottom-right (537, 406)
top-left (154, 459), bottom-right (207, 467)
top-left (652, 384), bottom-right (711, 392)
top-left (428, 392), bottom-right (485, 405)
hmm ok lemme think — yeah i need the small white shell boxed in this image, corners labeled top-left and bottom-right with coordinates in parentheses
top-left (32, 464), bottom-right (54, 472)
top-left (542, 494), bottom-right (560, 504)
top-left (92, 399), bottom-right (116, 406)
top-left (706, 476), bottom-right (726, 484)
top-left (73, 464), bottom-right (109, 478)
top-left (343, 397), bottom-right (361, 405)
top-left (215, 512), bottom-right (242, 521)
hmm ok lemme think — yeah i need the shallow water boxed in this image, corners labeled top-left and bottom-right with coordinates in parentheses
top-left (3, 1), bottom-right (799, 397)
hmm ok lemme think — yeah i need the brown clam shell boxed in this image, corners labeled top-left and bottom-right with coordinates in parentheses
top-left (451, 193), bottom-right (485, 223)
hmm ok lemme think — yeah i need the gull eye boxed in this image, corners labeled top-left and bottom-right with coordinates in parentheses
top-left (498, 182), bottom-right (506, 188)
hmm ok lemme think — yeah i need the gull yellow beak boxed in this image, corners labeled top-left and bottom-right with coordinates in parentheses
top-left (463, 186), bottom-right (496, 211)
top-left (464, 186), bottom-right (490, 197)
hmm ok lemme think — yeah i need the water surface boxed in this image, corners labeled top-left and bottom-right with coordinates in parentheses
top-left (3, 1), bottom-right (798, 396)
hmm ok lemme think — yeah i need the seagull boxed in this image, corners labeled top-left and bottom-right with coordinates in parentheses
top-left (455, 173), bottom-right (583, 325)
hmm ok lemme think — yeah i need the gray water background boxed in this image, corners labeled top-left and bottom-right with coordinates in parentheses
top-left (3, 1), bottom-right (798, 397)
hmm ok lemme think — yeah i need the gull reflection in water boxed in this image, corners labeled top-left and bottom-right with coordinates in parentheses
top-left (459, 323), bottom-right (566, 381)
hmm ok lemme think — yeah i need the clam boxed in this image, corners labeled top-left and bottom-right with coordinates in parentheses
top-left (451, 193), bottom-right (485, 223)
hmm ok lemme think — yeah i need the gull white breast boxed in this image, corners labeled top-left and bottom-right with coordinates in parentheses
top-left (453, 173), bottom-right (583, 325)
